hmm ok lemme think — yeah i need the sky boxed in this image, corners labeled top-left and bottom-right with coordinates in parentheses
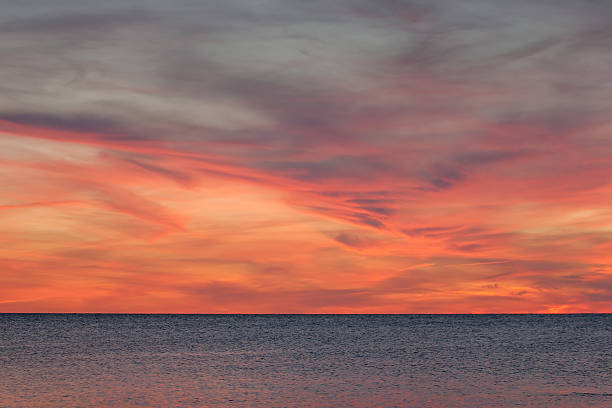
top-left (0, 0), bottom-right (611, 313)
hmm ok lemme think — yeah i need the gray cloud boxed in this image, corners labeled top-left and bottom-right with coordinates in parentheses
top-left (333, 232), bottom-right (376, 249)
top-left (123, 157), bottom-right (195, 186)
top-left (0, 112), bottom-right (127, 136)
top-left (0, 8), bottom-right (158, 33)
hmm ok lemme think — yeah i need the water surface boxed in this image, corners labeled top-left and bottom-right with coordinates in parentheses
top-left (1, 314), bottom-right (610, 407)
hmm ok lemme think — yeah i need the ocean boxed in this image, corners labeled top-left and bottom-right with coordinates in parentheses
top-left (1, 314), bottom-right (610, 407)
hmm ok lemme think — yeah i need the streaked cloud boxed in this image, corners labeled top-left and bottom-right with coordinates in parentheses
top-left (0, 0), bottom-right (610, 312)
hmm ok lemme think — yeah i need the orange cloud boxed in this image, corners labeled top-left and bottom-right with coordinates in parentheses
top-left (1, 0), bottom-right (611, 312)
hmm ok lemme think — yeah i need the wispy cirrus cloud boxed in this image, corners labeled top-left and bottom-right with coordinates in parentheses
top-left (0, 0), bottom-right (610, 312)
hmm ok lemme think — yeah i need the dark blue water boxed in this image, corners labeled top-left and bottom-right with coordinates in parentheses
top-left (1, 314), bottom-right (610, 407)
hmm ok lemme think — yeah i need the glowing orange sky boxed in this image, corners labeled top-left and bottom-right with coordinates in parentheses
top-left (1, 0), bottom-right (610, 312)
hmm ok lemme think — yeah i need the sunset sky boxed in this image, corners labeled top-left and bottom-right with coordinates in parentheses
top-left (1, 0), bottom-right (610, 313)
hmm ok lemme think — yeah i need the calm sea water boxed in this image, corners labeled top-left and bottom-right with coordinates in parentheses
top-left (1, 314), bottom-right (610, 407)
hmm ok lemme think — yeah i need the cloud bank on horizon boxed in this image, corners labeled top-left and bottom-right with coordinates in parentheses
top-left (0, 0), bottom-right (610, 312)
